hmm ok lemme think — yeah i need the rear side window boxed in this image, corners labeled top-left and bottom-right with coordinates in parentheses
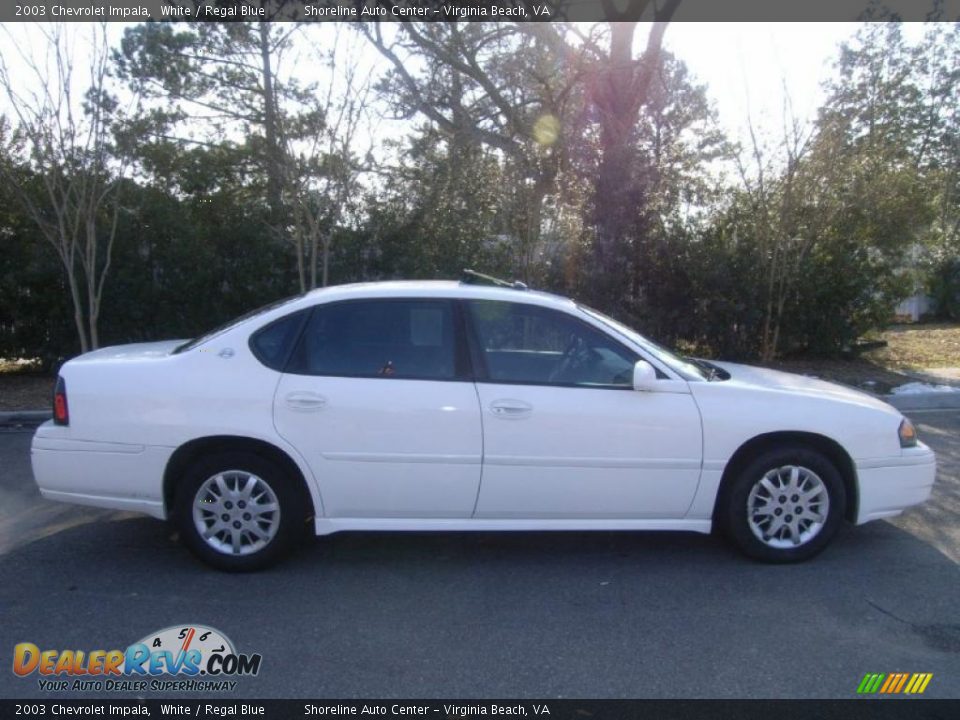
top-left (250, 310), bottom-right (308, 371)
top-left (288, 300), bottom-right (457, 380)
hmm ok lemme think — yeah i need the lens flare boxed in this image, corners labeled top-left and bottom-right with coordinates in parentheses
top-left (533, 114), bottom-right (560, 146)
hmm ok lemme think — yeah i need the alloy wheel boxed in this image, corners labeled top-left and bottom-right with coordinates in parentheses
top-left (192, 470), bottom-right (281, 556)
top-left (746, 465), bottom-right (830, 549)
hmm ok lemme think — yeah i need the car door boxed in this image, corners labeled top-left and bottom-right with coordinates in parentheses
top-left (466, 300), bottom-right (703, 519)
top-left (273, 298), bottom-right (482, 518)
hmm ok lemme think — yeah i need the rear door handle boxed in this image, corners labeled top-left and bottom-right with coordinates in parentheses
top-left (489, 399), bottom-right (533, 418)
top-left (285, 391), bottom-right (327, 411)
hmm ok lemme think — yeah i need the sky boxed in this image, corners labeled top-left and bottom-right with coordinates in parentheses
top-left (663, 22), bottom-right (926, 145)
top-left (0, 21), bottom-right (934, 156)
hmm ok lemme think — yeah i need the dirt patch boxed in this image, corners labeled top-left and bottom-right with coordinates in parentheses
top-left (867, 323), bottom-right (960, 370)
top-left (0, 374), bottom-right (54, 412)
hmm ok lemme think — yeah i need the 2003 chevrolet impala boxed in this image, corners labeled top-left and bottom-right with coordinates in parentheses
top-left (31, 274), bottom-right (936, 570)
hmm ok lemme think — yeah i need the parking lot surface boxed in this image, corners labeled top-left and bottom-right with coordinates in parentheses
top-left (1, 410), bottom-right (958, 699)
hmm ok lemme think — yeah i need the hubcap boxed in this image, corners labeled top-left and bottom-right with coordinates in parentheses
top-left (747, 465), bottom-right (830, 549)
top-left (192, 470), bottom-right (280, 556)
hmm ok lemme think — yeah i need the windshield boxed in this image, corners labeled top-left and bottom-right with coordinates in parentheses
top-left (577, 305), bottom-right (709, 381)
top-left (173, 294), bottom-right (303, 354)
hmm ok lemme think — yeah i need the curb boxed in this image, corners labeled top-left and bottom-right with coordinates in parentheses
top-left (0, 410), bottom-right (51, 427)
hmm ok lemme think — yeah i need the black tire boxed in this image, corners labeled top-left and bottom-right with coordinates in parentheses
top-left (175, 451), bottom-right (307, 571)
top-left (720, 445), bottom-right (846, 563)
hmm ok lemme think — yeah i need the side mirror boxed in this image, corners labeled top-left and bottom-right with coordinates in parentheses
top-left (632, 360), bottom-right (658, 392)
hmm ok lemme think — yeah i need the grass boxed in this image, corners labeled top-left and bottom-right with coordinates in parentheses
top-left (0, 358), bottom-right (41, 374)
top-left (769, 323), bottom-right (960, 392)
top-left (865, 323), bottom-right (960, 370)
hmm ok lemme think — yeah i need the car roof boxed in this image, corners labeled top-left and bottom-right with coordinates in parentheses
top-left (300, 280), bottom-right (577, 310)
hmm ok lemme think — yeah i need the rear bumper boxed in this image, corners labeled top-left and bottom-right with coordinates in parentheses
top-left (31, 423), bottom-right (170, 520)
top-left (855, 443), bottom-right (936, 524)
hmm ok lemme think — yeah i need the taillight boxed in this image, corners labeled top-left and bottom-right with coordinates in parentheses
top-left (53, 376), bottom-right (69, 426)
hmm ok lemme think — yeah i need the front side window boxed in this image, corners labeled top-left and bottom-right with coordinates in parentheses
top-left (466, 300), bottom-right (637, 387)
top-left (288, 300), bottom-right (457, 380)
top-left (578, 305), bottom-right (706, 381)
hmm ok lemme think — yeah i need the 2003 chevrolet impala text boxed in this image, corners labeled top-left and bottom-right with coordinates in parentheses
top-left (31, 276), bottom-right (936, 570)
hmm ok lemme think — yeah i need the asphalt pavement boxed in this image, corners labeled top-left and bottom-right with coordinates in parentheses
top-left (0, 410), bottom-right (958, 699)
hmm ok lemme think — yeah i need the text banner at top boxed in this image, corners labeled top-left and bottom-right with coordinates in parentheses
top-left (4, 0), bottom-right (959, 23)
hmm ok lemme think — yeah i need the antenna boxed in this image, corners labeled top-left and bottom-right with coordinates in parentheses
top-left (460, 269), bottom-right (528, 290)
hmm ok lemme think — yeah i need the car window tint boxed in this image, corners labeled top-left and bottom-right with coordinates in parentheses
top-left (467, 300), bottom-right (637, 387)
top-left (289, 300), bottom-right (456, 380)
top-left (249, 310), bottom-right (307, 371)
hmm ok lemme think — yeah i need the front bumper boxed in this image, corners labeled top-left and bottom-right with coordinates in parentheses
top-left (855, 442), bottom-right (936, 523)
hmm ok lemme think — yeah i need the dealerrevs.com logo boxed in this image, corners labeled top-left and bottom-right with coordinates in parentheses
top-left (12, 624), bottom-right (262, 693)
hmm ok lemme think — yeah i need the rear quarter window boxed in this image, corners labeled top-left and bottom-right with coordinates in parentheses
top-left (249, 310), bottom-right (309, 371)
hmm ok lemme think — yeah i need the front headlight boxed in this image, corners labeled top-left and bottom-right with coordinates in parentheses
top-left (899, 418), bottom-right (918, 448)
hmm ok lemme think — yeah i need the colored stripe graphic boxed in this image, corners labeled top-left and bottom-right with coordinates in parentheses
top-left (905, 674), bottom-right (921, 694)
top-left (905, 673), bottom-right (933, 694)
top-left (893, 673), bottom-right (910, 693)
top-left (857, 672), bottom-right (932, 694)
top-left (857, 673), bottom-right (885, 694)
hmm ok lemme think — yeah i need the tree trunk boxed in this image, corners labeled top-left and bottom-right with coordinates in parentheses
top-left (64, 261), bottom-right (90, 354)
top-left (588, 20), bottom-right (673, 312)
top-left (258, 21), bottom-right (285, 233)
top-left (322, 236), bottom-right (331, 288)
top-left (296, 233), bottom-right (306, 294)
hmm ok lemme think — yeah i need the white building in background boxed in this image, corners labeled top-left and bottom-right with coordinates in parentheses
top-left (896, 294), bottom-right (933, 322)
top-left (895, 244), bottom-right (934, 322)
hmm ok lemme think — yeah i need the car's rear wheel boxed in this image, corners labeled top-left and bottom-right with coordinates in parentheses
top-left (721, 446), bottom-right (846, 562)
top-left (175, 451), bottom-right (305, 571)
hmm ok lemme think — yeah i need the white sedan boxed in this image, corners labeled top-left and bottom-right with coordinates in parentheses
top-left (31, 278), bottom-right (936, 570)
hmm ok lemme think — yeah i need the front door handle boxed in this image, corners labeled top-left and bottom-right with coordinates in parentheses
top-left (285, 391), bottom-right (327, 411)
top-left (489, 399), bottom-right (533, 418)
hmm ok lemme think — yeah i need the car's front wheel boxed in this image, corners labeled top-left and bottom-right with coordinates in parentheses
top-left (721, 446), bottom-right (846, 562)
top-left (175, 451), bottom-right (305, 571)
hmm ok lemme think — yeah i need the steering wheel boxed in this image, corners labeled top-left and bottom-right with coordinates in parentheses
top-left (548, 335), bottom-right (599, 383)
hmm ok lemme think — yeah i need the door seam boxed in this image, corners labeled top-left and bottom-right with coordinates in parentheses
top-left (469, 380), bottom-right (486, 518)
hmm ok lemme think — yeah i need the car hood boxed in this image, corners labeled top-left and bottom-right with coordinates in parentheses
top-left (67, 340), bottom-right (187, 364)
top-left (709, 361), bottom-right (900, 415)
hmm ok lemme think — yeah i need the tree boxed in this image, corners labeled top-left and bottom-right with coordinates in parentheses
top-left (804, 22), bottom-right (936, 350)
top-left (0, 23), bottom-right (132, 352)
top-left (701, 22), bottom-right (939, 360)
top-left (364, 22), bottom-right (593, 281)
top-left (0, 145), bottom-right (74, 366)
top-left (913, 23), bottom-right (960, 309)
top-left (114, 20), bottom-right (325, 276)
top-left (286, 27), bottom-right (373, 291)
top-left (730, 93), bottom-right (817, 362)
top-left (579, 3), bottom-right (681, 304)
top-left (358, 124), bottom-right (509, 282)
